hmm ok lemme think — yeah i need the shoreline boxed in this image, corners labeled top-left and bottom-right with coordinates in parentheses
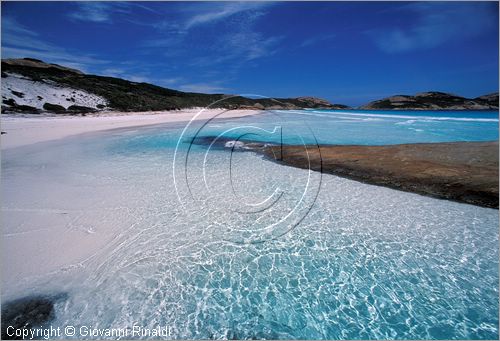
top-left (0, 109), bottom-right (263, 150)
top-left (2, 112), bottom-right (498, 208)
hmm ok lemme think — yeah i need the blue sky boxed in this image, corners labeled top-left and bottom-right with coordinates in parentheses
top-left (2, 1), bottom-right (498, 106)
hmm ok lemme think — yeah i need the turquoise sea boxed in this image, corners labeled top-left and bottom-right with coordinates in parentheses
top-left (115, 110), bottom-right (499, 153)
top-left (1, 110), bottom-right (498, 339)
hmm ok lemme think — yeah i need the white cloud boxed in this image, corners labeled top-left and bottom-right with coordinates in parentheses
top-left (101, 68), bottom-right (126, 77)
top-left (141, 37), bottom-right (184, 49)
top-left (179, 83), bottom-right (227, 93)
top-left (369, 2), bottom-right (497, 53)
top-left (69, 3), bottom-right (109, 22)
top-left (99, 67), bottom-right (155, 83)
top-left (160, 77), bottom-right (183, 86)
top-left (187, 26), bottom-right (282, 69)
top-left (1, 16), bottom-right (108, 73)
top-left (128, 75), bottom-right (149, 83)
top-left (2, 17), bottom-right (48, 51)
top-left (224, 31), bottom-right (282, 61)
top-left (1, 16), bottom-right (38, 37)
top-left (1, 2), bottom-right (279, 93)
top-left (68, 2), bottom-right (133, 23)
top-left (140, 2), bottom-right (281, 73)
top-left (300, 33), bottom-right (337, 48)
top-left (183, 2), bottom-right (271, 29)
top-left (140, 2), bottom-right (273, 50)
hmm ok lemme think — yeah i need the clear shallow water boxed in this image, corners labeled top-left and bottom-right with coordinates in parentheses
top-left (1, 110), bottom-right (499, 339)
top-left (281, 109), bottom-right (499, 145)
top-left (110, 110), bottom-right (499, 151)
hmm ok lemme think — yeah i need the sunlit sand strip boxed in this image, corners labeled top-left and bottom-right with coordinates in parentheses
top-left (0, 108), bottom-right (263, 149)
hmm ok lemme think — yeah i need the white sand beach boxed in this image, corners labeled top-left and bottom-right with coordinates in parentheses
top-left (1, 109), bottom-right (264, 298)
top-left (0, 109), bottom-right (262, 149)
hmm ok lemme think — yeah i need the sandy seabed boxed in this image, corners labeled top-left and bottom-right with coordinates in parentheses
top-left (1, 109), bottom-right (262, 297)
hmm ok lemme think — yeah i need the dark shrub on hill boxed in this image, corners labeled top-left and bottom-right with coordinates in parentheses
top-left (1, 60), bottom-right (350, 111)
top-left (43, 102), bottom-right (66, 113)
top-left (11, 91), bottom-right (25, 98)
top-left (3, 98), bottom-right (16, 106)
top-left (4, 104), bottom-right (41, 114)
top-left (67, 105), bottom-right (97, 113)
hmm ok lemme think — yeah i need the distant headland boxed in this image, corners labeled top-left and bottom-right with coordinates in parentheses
top-left (1, 58), bottom-right (498, 114)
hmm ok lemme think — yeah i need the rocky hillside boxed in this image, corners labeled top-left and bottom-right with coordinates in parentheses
top-left (361, 91), bottom-right (499, 110)
top-left (1, 58), bottom-right (348, 114)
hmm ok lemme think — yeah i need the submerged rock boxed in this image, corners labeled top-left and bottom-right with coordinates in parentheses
top-left (1, 293), bottom-right (68, 340)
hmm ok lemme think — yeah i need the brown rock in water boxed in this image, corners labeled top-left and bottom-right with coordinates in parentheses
top-left (190, 135), bottom-right (498, 207)
top-left (1, 294), bottom-right (68, 340)
top-left (261, 141), bottom-right (499, 208)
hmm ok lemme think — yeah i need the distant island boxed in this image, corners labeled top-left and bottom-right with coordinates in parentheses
top-left (1, 58), bottom-right (498, 114)
top-left (361, 91), bottom-right (498, 110)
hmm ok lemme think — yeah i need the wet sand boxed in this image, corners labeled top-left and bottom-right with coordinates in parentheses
top-left (260, 141), bottom-right (499, 208)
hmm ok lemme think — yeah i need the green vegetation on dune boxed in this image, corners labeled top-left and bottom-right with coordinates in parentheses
top-left (1, 59), bottom-right (347, 113)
